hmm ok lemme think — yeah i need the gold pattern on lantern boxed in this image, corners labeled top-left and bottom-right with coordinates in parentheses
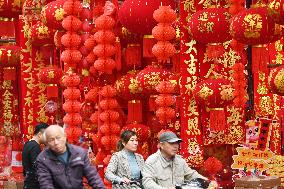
top-left (47, 70), bottom-right (55, 79)
top-left (259, 72), bottom-right (266, 81)
top-left (243, 14), bottom-right (262, 39)
top-left (275, 40), bottom-right (283, 51)
top-left (144, 73), bottom-right (161, 88)
top-left (259, 96), bottom-right (273, 115)
top-left (183, 0), bottom-right (196, 13)
top-left (257, 83), bottom-right (268, 94)
top-left (54, 8), bottom-right (65, 21)
top-left (198, 85), bottom-right (213, 100)
top-left (227, 107), bottom-right (242, 125)
top-left (274, 53), bottom-right (283, 64)
top-left (274, 70), bottom-right (284, 93)
top-left (129, 78), bottom-right (142, 94)
top-left (222, 49), bottom-right (241, 68)
top-left (37, 26), bottom-right (48, 35)
top-left (220, 85), bottom-right (234, 101)
top-left (114, 80), bottom-right (122, 92)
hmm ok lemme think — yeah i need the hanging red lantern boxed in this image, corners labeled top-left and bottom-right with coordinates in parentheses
top-left (63, 0), bottom-right (83, 15)
top-left (136, 65), bottom-right (171, 95)
top-left (93, 58), bottom-right (116, 74)
top-left (99, 99), bottom-right (119, 110)
top-left (122, 123), bottom-right (150, 141)
top-left (100, 123), bottom-right (120, 135)
top-left (114, 70), bottom-right (143, 100)
top-left (38, 66), bottom-right (63, 84)
top-left (268, 0), bottom-right (284, 25)
top-left (100, 85), bottom-right (116, 97)
top-left (54, 30), bottom-right (65, 49)
top-left (90, 111), bottom-right (98, 124)
top-left (61, 49), bottom-right (82, 66)
top-left (156, 107), bottom-right (175, 124)
top-left (152, 24), bottom-right (176, 41)
top-left (82, 20), bottom-right (93, 32)
top-left (268, 65), bottom-right (284, 95)
top-left (110, 135), bottom-right (120, 150)
top-left (95, 15), bottom-right (115, 30)
top-left (188, 8), bottom-right (232, 44)
top-left (0, 0), bottom-right (24, 18)
top-left (61, 32), bottom-right (82, 48)
top-left (230, 7), bottom-right (282, 45)
top-left (93, 30), bottom-right (116, 44)
top-left (156, 81), bottom-right (175, 94)
top-left (62, 15), bottom-right (82, 31)
top-left (63, 113), bottom-right (83, 125)
top-left (85, 88), bottom-right (99, 102)
top-left (30, 21), bottom-right (54, 46)
top-left (0, 46), bottom-right (20, 66)
top-left (42, 0), bottom-right (66, 30)
top-left (80, 7), bottom-right (92, 20)
top-left (63, 101), bottom-right (82, 113)
top-left (193, 78), bottom-right (234, 131)
top-left (84, 37), bottom-right (96, 51)
top-left (118, 0), bottom-right (175, 34)
top-left (61, 73), bottom-right (81, 87)
top-left (85, 52), bottom-right (96, 64)
top-left (152, 41), bottom-right (176, 62)
top-left (99, 110), bottom-right (120, 122)
top-left (155, 94), bottom-right (175, 107)
top-left (101, 135), bottom-right (111, 150)
top-left (79, 47), bottom-right (90, 57)
top-left (153, 5), bottom-right (177, 23)
top-left (63, 88), bottom-right (81, 99)
top-left (93, 44), bottom-right (116, 57)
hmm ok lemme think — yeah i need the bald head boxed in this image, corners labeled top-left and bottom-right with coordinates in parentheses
top-left (44, 125), bottom-right (67, 154)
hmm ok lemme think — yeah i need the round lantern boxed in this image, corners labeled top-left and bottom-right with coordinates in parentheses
top-left (93, 30), bottom-right (116, 44)
top-left (230, 7), bottom-right (282, 45)
top-left (99, 99), bottom-right (119, 110)
top-left (0, 0), bottom-right (24, 18)
top-left (63, 0), bottom-right (83, 15)
top-left (114, 70), bottom-right (143, 100)
top-left (268, 65), bottom-right (284, 95)
top-left (118, 0), bottom-right (175, 34)
top-left (61, 32), bottom-right (82, 48)
top-left (63, 101), bottom-right (81, 113)
top-left (100, 85), bottom-right (116, 97)
top-left (61, 49), bottom-right (82, 66)
top-left (61, 73), bottom-right (80, 87)
top-left (0, 46), bottom-right (20, 66)
top-left (268, 0), bottom-right (284, 25)
top-left (62, 15), bottom-right (82, 31)
top-left (122, 123), bottom-right (151, 142)
top-left (99, 110), bottom-right (120, 122)
top-left (30, 21), bottom-right (54, 46)
top-left (41, 0), bottom-right (66, 30)
top-left (38, 66), bottom-right (63, 84)
top-left (63, 88), bottom-right (81, 99)
top-left (188, 8), bottom-right (232, 44)
top-left (63, 113), bottom-right (82, 126)
top-left (136, 65), bottom-right (171, 95)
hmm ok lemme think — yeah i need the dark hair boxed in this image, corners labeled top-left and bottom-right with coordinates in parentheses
top-left (117, 130), bottom-right (136, 151)
top-left (34, 122), bottom-right (49, 135)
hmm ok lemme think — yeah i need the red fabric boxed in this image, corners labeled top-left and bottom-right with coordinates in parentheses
top-left (209, 109), bottom-right (226, 131)
top-left (0, 21), bottom-right (15, 37)
top-left (127, 100), bottom-right (142, 123)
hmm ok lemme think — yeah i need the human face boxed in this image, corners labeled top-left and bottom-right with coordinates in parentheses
top-left (46, 129), bottom-right (67, 154)
top-left (160, 142), bottom-right (180, 159)
top-left (123, 135), bottom-right (138, 152)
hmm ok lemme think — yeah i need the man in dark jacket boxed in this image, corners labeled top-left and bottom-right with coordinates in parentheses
top-left (37, 125), bottom-right (105, 189)
top-left (22, 122), bottom-right (49, 189)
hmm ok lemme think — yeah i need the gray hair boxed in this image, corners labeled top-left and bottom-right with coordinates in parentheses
top-left (42, 124), bottom-right (65, 143)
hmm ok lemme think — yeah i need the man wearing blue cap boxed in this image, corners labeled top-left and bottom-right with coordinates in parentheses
top-left (142, 131), bottom-right (208, 189)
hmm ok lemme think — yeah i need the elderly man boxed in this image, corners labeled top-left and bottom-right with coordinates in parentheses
top-left (37, 125), bottom-right (105, 189)
top-left (142, 131), bottom-right (209, 189)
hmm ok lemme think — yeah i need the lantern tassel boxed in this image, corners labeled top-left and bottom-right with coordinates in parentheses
top-left (252, 45), bottom-right (269, 74)
top-left (209, 108), bottom-right (226, 131)
top-left (143, 35), bottom-right (156, 58)
top-left (127, 100), bottom-right (142, 123)
top-left (115, 37), bottom-right (122, 71)
top-left (125, 44), bottom-right (141, 68)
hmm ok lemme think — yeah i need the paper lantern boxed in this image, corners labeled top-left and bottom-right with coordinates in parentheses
top-left (156, 107), bottom-right (175, 123)
top-left (61, 32), bottom-right (82, 48)
top-left (84, 37), bottom-right (96, 51)
top-left (155, 94), bottom-right (175, 107)
top-left (155, 81), bottom-right (175, 94)
top-left (62, 15), bottom-right (82, 31)
top-left (93, 58), bottom-right (116, 74)
top-left (0, 46), bottom-right (20, 66)
top-left (153, 5), bottom-right (177, 23)
top-left (63, 88), bottom-right (81, 99)
top-left (80, 7), bottom-right (92, 20)
top-left (114, 70), bottom-right (143, 100)
top-left (152, 24), bottom-right (176, 41)
top-left (93, 44), bottom-right (116, 57)
top-left (42, 0), bottom-right (66, 30)
top-left (99, 99), bottom-right (119, 110)
top-left (85, 88), bottom-right (99, 102)
top-left (188, 8), bottom-right (232, 44)
top-left (268, 0), bottom-right (284, 24)
top-left (86, 52), bottom-right (96, 64)
top-left (101, 135), bottom-right (111, 150)
top-left (63, 113), bottom-right (82, 126)
top-left (230, 7), bottom-right (282, 45)
top-left (63, 0), bottom-right (83, 15)
top-left (118, 0), bottom-right (175, 34)
top-left (136, 65), bottom-right (171, 95)
top-left (54, 30), bottom-right (65, 49)
top-left (82, 20), bottom-right (93, 32)
top-left (61, 73), bottom-right (80, 87)
top-left (61, 49), bottom-right (82, 65)
top-left (93, 30), bottom-right (116, 44)
top-left (100, 85), bottom-right (116, 97)
top-left (90, 111), bottom-right (98, 124)
top-left (99, 110), bottom-right (120, 122)
top-left (95, 15), bottom-right (115, 30)
top-left (0, 0), bottom-right (24, 18)
top-left (268, 65), bottom-right (284, 95)
top-left (63, 101), bottom-right (81, 113)
top-left (38, 66), bottom-right (63, 84)
top-left (152, 41), bottom-right (176, 62)
top-left (122, 123), bottom-right (150, 141)
top-left (30, 21), bottom-right (54, 46)
top-left (100, 123), bottom-right (120, 135)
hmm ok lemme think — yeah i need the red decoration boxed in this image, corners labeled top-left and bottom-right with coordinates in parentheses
top-left (38, 66), bottom-right (63, 84)
top-left (42, 0), bottom-right (66, 30)
top-left (155, 94), bottom-right (175, 107)
top-left (80, 7), bottom-right (92, 20)
top-left (268, 65), bottom-right (284, 95)
top-left (0, 45), bottom-right (20, 66)
top-left (63, 0), bottom-right (83, 15)
top-left (99, 99), bottom-right (119, 110)
top-left (85, 88), bottom-right (99, 102)
top-left (63, 101), bottom-right (82, 113)
top-left (100, 85), bottom-right (116, 97)
top-left (60, 49), bottom-right (82, 66)
top-left (152, 24), bottom-right (176, 41)
top-left (99, 110), bottom-right (120, 122)
top-left (61, 73), bottom-right (81, 87)
top-left (118, 0), bottom-right (175, 34)
top-left (188, 8), bottom-right (232, 44)
top-left (230, 7), bottom-right (282, 45)
top-left (125, 44), bottom-right (142, 67)
top-left (122, 123), bottom-right (150, 141)
top-left (30, 21), bottom-right (54, 46)
top-left (232, 63), bottom-right (247, 107)
top-left (61, 32), bottom-right (82, 48)
top-left (63, 88), bottom-right (81, 99)
top-left (93, 44), bottom-right (116, 57)
top-left (204, 157), bottom-right (223, 178)
top-left (90, 112), bottom-right (98, 124)
top-left (62, 15), bottom-right (82, 31)
top-left (63, 113), bottom-right (83, 126)
top-left (93, 31), bottom-right (116, 44)
top-left (153, 6), bottom-right (177, 23)
top-left (100, 123), bottom-right (120, 135)
top-left (0, 0), bottom-right (24, 18)
top-left (152, 41), bottom-right (176, 63)
top-left (81, 102), bottom-right (95, 119)
top-left (95, 15), bottom-right (115, 30)
top-left (54, 30), bottom-right (65, 49)
top-left (268, 0), bottom-right (284, 24)
top-left (156, 107), bottom-right (175, 124)
top-left (93, 58), bottom-right (116, 74)
top-left (228, 0), bottom-right (245, 15)
top-left (84, 36), bottom-right (96, 51)
top-left (156, 81), bottom-right (175, 93)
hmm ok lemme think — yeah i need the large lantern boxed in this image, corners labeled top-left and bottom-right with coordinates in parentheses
top-left (0, 46), bottom-right (20, 66)
top-left (114, 70), bottom-right (143, 100)
top-left (41, 0), bottom-right (66, 30)
top-left (268, 65), bottom-right (284, 95)
top-left (30, 21), bottom-right (54, 46)
top-left (230, 7), bottom-right (282, 45)
top-left (188, 8), bottom-right (232, 44)
top-left (118, 0), bottom-right (175, 35)
top-left (0, 0), bottom-right (25, 18)
top-left (268, 0), bottom-right (284, 25)
top-left (194, 78), bottom-right (234, 131)
top-left (136, 65), bottom-right (171, 95)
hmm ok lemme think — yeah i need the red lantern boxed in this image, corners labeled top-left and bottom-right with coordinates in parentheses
top-left (30, 21), bottom-right (54, 46)
top-left (99, 110), bottom-right (120, 122)
top-left (63, 101), bottom-right (81, 113)
top-left (93, 58), bottom-right (116, 74)
top-left (230, 7), bottom-right (282, 45)
top-left (118, 0), bottom-right (175, 34)
top-left (61, 73), bottom-right (81, 87)
top-left (114, 70), bottom-right (143, 100)
top-left (82, 20), bottom-right (93, 32)
top-left (63, 88), bottom-right (81, 99)
top-left (0, 0), bottom-right (24, 18)
top-left (63, 0), bottom-right (83, 15)
top-left (156, 107), bottom-right (175, 123)
top-left (61, 32), bottom-right (82, 48)
top-left (84, 37), bottom-right (96, 51)
top-left (122, 123), bottom-right (150, 141)
top-left (62, 15), bottom-right (82, 31)
top-left (155, 94), bottom-right (175, 107)
top-left (101, 135), bottom-right (111, 150)
top-left (54, 30), bottom-right (65, 49)
top-left (268, 0), bottom-right (284, 24)
top-left (93, 30), bottom-right (116, 44)
top-left (61, 49), bottom-right (82, 65)
top-left (90, 111), bottom-right (98, 124)
top-left (189, 8), bottom-right (232, 44)
top-left (93, 44), bottom-right (116, 57)
top-left (268, 65), bottom-right (284, 95)
top-left (153, 5), bottom-right (177, 23)
top-left (136, 65), bottom-right (171, 95)
top-left (152, 24), bottom-right (176, 41)
top-left (152, 41), bottom-right (176, 62)
top-left (80, 7), bottom-right (92, 20)
top-left (95, 15), bottom-right (115, 30)
top-left (85, 88), bottom-right (99, 102)
top-left (100, 85), bottom-right (116, 97)
top-left (38, 66), bottom-right (63, 84)
top-left (99, 99), bottom-right (119, 110)
top-left (81, 102), bottom-right (95, 119)
top-left (0, 46), bottom-right (20, 66)
top-left (63, 113), bottom-right (83, 126)
top-left (156, 81), bottom-right (175, 94)
top-left (42, 0), bottom-right (66, 30)
top-left (100, 123), bottom-right (120, 135)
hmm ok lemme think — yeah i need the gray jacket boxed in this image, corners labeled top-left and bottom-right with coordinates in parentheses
top-left (142, 150), bottom-right (207, 189)
top-left (37, 144), bottom-right (105, 189)
top-left (105, 150), bottom-right (144, 189)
